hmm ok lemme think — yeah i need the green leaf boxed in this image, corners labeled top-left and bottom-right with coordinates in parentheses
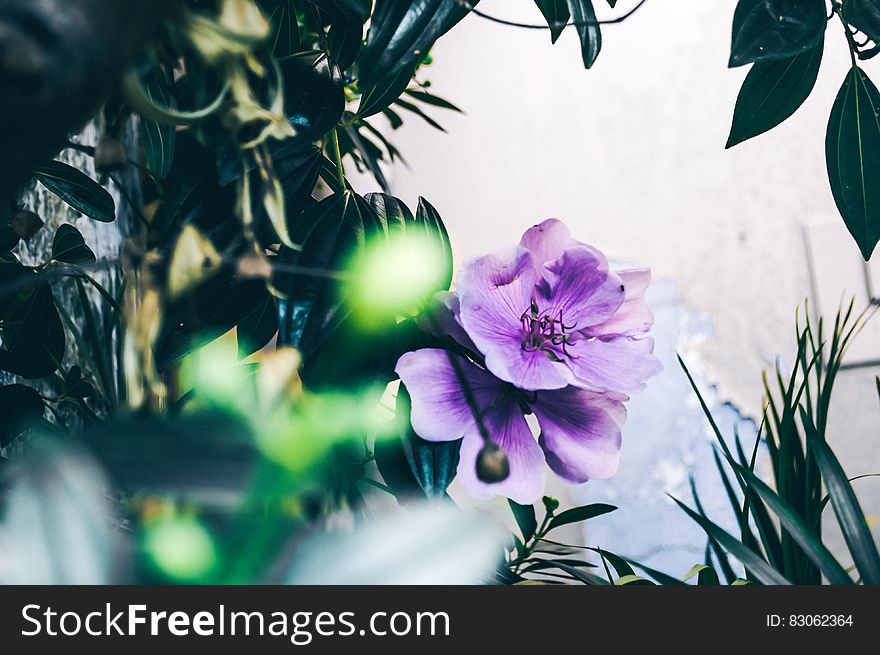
top-left (825, 66), bottom-right (880, 260)
top-left (357, 0), bottom-right (478, 88)
top-left (552, 561), bottom-right (610, 585)
top-left (0, 384), bottom-right (44, 447)
top-left (393, 98), bottom-right (447, 132)
top-left (0, 281), bottom-right (66, 379)
top-left (1, 224), bottom-right (19, 252)
top-left (327, 20), bottom-right (364, 71)
top-left (509, 500), bottom-right (538, 541)
top-left (140, 66), bottom-right (176, 179)
top-left (403, 89), bottom-right (464, 113)
top-left (683, 564), bottom-right (720, 585)
top-left (567, 0), bottom-right (601, 68)
top-left (237, 293), bottom-right (279, 358)
top-left (32, 161), bottom-right (115, 223)
top-left (729, 0), bottom-right (827, 68)
top-left (415, 197), bottom-right (454, 291)
top-left (534, 0), bottom-right (570, 43)
top-left (51, 224), bottom-right (96, 265)
top-left (732, 461), bottom-right (853, 584)
top-left (358, 64), bottom-right (419, 119)
top-left (727, 40), bottom-right (823, 148)
top-left (259, 0), bottom-right (301, 56)
top-left (547, 503), bottom-right (616, 532)
top-left (803, 411), bottom-right (880, 585)
top-left (672, 496), bottom-right (792, 585)
top-left (844, 0), bottom-right (880, 44)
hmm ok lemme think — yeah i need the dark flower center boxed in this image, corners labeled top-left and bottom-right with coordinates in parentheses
top-left (519, 297), bottom-right (578, 361)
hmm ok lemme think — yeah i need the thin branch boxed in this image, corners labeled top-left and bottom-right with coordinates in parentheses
top-left (453, 0), bottom-right (649, 30)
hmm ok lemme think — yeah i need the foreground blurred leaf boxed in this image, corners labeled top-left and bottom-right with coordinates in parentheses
top-left (726, 41), bottom-right (822, 148)
top-left (0, 280), bottom-right (66, 379)
top-left (826, 66), bottom-right (880, 260)
top-left (140, 66), bottom-right (176, 179)
top-left (729, 0), bottom-right (827, 68)
top-left (284, 502), bottom-right (504, 584)
top-left (0, 439), bottom-right (121, 584)
top-left (32, 161), bottom-right (116, 223)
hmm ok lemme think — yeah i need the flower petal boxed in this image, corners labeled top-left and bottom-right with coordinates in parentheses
top-left (565, 336), bottom-right (663, 393)
top-left (520, 218), bottom-right (608, 271)
top-left (395, 349), bottom-right (504, 442)
top-left (533, 388), bottom-right (625, 483)
top-left (455, 405), bottom-right (546, 504)
top-left (458, 248), bottom-right (569, 390)
top-left (587, 268), bottom-right (654, 337)
top-left (539, 246), bottom-right (625, 329)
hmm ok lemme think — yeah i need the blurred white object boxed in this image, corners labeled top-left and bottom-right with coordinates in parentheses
top-left (0, 439), bottom-right (122, 584)
top-left (285, 502), bottom-right (505, 585)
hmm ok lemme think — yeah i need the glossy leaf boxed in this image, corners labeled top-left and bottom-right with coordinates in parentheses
top-left (729, 0), bottom-right (826, 68)
top-left (804, 411), bottom-right (880, 585)
top-left (726, 41), bottom-right (823, 148)
top-left (535, 0), bottom-right (570, 43)
top-left (32, 161), bottom-right (116, 223)
top-left (415, 197), bottom-right (454, 291)
top-left (0, 384), bottom-right (44, 447)
top-left (139, 66), bottom-right (176, 179)
top-left (358, 64), bottom-right (418, 119)
top-left (509, 500), bottom-right (538, 541)
top-left (404, 89), bottom-right (464, 113)
top-left (567, 0), bottom-right (602, 68)
top-left (547, 503), bottom-right (616, 532)
top-left (327, 20), bottom-right (363, 71)
top-left (844, 0), bottom-right (880, 44)
top-left (52, 224), bottom-right (96, 265)
top-left (259, 0), bottom-right (301, 56)
top-left (282, 53), bottom-right (346, 142)
top-left (826, 66), bottom-right (880, 260)
top-left (357, 0), bottom-right (478, 88)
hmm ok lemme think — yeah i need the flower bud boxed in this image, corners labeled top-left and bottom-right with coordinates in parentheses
top-left (10, 209), bottom-right (43, 240)
top-left (476, 443), bottom-right (509, 483)
top-left (542, 496), bottom-right (560, 513)
top-left (94, 137), bottom-right (128, 172)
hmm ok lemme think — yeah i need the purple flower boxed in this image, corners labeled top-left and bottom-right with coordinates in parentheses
top-left (457, 219), bottom-right (661, 393)
top-left (395, 349), bottom-right (626, 504)
top-left (395, 219), bottom-right (661, 503)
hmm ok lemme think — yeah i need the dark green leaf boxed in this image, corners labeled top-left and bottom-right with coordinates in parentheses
top-left (0, 281), bottom-right (66, 379)
top-left (509, 500), bottom-right (538, 541)
top-left (733, 461), bottom-right (853, 584)
top-left (625, 558), bottom-right (688, 585)
top-left (282, 53), bottom-right (346, 142)
top-left (364, 192), bottom-right (414, 235)
top-left (729, 0), bottom-right (827, 67)
top-left (672, 496), bottom-right (791, 585)
top-left (826, 66), bottom-right (880, 260)
top-left (140, 66), bottom-right (176, 179)
top-left (804, 411), bottom-right (880, 585)
top-left (844, 0), bottom-right (880, 44)
top-left (1, 224), bottom-right (19, 252)
top-left (0, 384), bottom-right (44, 447)
top-left (327, 20), bottom-right (363, 71)
top-left (358, 64), bottom-right (418, 119)
top-left (534, 0), bottom-right (570, 43)
top-left (357, 0), bottom-right (478, 88)
top-left (403, 89), bottom-right (464, 113)
top-left (259, 0), bottom-right (301, 56)
top-left (32, 161), bottom-right (115, 223)
top-left (567, 0), bottom-right (602, 68)
top-left (310, 0), bottom-right (371, 24)
top-left (393, 98), bottom-right (447, 132)
top-left (237, 293), bottom-right (279, 358)
top-left (51, 224), bottom-right (96, 265)
top-left (553, 561), bottom-right (610, 584)
top-left (547, 503), bottom-right (616, 531)
top-left (683, 564), bottom-right (720, 585)
top-left (63, 365), bottom-right (94, 399)
top-left (726, 40), bottom-right (823, 148)
top-left (415, 197), bottom-right (454, 291)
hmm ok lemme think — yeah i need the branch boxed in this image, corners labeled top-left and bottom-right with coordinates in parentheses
top-left (453, 0), bottom-right (649, 30)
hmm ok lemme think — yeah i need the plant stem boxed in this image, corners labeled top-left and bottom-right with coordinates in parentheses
top-left (326, 128), bottom-right (346, 190)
